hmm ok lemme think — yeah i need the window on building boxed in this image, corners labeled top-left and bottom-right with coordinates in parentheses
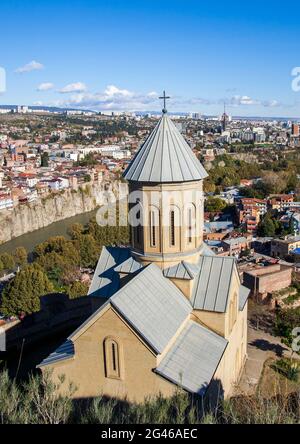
top-left (134, 210), bottom-right (141, 246)
top-left (170, 210), bottom-right (175, 246)
top-left (150, 210), bottom-right (156, 247)
top-left (188, 208), bottom-right (192, 243)
top-left (103, 338), bottom-right (121, 379)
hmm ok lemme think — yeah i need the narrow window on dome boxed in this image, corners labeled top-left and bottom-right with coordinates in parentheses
top-left (150, 211), bottom-right (156, 247)
top-left (170, 210), bottom-right (175, 246)
top-left (135, 210), bottom-right (141, 245)
top-left (188, 208), bottom-right (192, 243)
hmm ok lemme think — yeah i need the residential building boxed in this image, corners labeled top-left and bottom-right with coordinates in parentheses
top-left (221, 236), bottom-right (252, 257)
top-left (271, 235), bottom-right (300, 257)
top-left (243, 264), bottom-right (292, 302)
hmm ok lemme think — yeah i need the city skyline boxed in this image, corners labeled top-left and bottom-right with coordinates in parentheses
top-left (1, 0), bottom-right (300, 117)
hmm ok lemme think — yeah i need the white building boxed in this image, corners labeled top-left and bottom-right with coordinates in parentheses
top-left (0, 195), bottom-right (13, 210)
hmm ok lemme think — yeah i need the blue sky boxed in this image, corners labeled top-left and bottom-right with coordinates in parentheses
top-left (1, 0), bottom-right (300, 117)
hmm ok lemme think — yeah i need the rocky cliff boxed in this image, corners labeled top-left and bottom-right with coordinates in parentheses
top-left (0, 181), bottom-right (127, 245)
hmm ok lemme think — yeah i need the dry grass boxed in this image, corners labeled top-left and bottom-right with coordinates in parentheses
top-left (0, 369), bottom-right (299, 424)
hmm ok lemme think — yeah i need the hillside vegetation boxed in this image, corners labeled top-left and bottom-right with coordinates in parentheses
top-left (0, 370), bottom-right (299, 424)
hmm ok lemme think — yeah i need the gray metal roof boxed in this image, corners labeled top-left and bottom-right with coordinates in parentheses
top-left (114, 256), bottom-right (143, 274)
top-left (239, 285), bottom-right (250, 311)
top-left (204, 221), bottom-right (234, 234)
top-left (222, 236), bottom-right (249, 246)
top-left (111, 263), bottom-right (192, 353)
top-left (191, 256), bottom-right (237, 312)
top-left (38, 340), bottom-right (74, 368)
top-left (88, 246), bottom-right (131, 298)
top-left (200, 242), bottom-right (216, 256)
top-left (164, 261), bottom-right (199, 280)
top-left (123, 114), bottom-right (208, 183)
top-left (156, 320), bottom-right (228, 395)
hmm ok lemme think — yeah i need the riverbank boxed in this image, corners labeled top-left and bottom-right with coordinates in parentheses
top-left (0, 181), bottom-right (126, 250)
top-left (0, 209), bottom-right (99, 255)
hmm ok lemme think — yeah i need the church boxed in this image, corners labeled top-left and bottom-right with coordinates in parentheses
top-left (38, 96), bottom-right (249, 403)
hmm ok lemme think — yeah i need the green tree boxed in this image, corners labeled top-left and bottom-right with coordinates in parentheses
top-left (67, 223), bottom-right (84, 240)
top-left (13, 247), bottom-right (27, 267)
top-left (34, 236), bottom-right (80, 266)
top-left (0, 253), bottom-right (15, 271)
top-left (41, 152), bottom-right (49, 167)
top-left (66, 281), bottom-right (89, 299)
top-left (257, 213), bottom-right (276, 237)
top-left (76, 235), bottom-right (99, 268)
top-left (0, 264), bottom-right (54, 316)
top-left (204, 197), bottom-right (226, 212)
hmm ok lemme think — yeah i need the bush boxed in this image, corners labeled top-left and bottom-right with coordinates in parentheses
top-left (0, 369), bottom-right (299, 424)
top-left (0, 264), bottom-right (54, 316)
top-left (271, 359), bottom-right (300, 382)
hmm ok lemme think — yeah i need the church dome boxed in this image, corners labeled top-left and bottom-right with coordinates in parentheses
top-left (123, 113), bottom-right (208, 183)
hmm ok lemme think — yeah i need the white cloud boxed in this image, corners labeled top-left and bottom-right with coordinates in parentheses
top-left (37, 82), bottom-right (54, 91)
top-left (262, 99), bottom-right (280, 107)
top-left (229, 95), bottom-right (260, 106)
top-left (33, 101), bottom-right (43, 106)
top-left (43, 84), bottom-right (283, 113)
top-left (15, 60), bottom-right (44, 73)
top-left (54, 84), bottom-right (162, 111)
top-left (147, 91), bottom-right (159, 98)
top-left (59, 82), bottom-right (87, 93)
top-left (104, 85), bottom-right (133, 97)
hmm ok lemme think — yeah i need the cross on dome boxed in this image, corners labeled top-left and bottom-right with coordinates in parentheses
top-left (159, 90), bottom-right (170, 114)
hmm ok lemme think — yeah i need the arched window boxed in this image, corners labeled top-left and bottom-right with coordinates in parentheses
top-left (170, 210), bottom-right (175, 246)
top-left (135, 210), bottom-right (141, 245)
top-left (150, 210), bottom-right (156, 247)
top-left (188, 208), bottom-right (192, 243)
top-left (103, 338), bottom-right (121, 379)
top-left (133, 206), bottom-right (143, 248)
top-left (169, 206), bottom-right (181, 248)
top-left (184, 203), bottom-right (196, 245)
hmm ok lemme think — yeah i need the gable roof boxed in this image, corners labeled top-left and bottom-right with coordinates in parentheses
top-left (191, 255), bottom-right (237, 313)
top-left (88, 246), bottom-right (131, 298)
top-left (114, 256), bottom-right (143, 274)
top-left (110, 263), bottom-right (192, 353)
top-left (155, 320), bottom-right (228, 395)
top-left (201, 242), bottom-right (216, 257)
top-left (38, 339), bottom-right (74, 368)
top-left (163, 260), bottom-right (199, 280)
top-left (222, 236), bottom-right (249, 246)
top-left (123, 113), bottom-right (208, 183)
top-left (239, 285), bottom-right (250, 311)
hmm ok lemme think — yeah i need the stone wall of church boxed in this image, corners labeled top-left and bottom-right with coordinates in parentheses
top-left (42, 305), bottom-right (176, 402)
top-left (192, 268), bottom-right (248, 399)
top-left (213, 302), bottom-right (248, 398)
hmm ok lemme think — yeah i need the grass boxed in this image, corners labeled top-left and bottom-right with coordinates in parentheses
top-left (271, 358), bottom-right (300, 382)
top-left (282, 293), bottom-right (300, 305)
top-left (258, 357), bottom-right (300, 398)
top-left (0, 369), bottom-right (299, 424)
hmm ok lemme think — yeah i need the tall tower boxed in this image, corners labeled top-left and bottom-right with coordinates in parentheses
top-left (221, 103), bottom-right (228, 132)
top-left (123, 92), bottom-right (208, 269)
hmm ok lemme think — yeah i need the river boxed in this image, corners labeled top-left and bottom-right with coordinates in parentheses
top-left (0, 209), bottom-right (98, 255)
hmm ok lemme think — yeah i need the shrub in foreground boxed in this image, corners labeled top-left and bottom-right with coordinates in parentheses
top-left (0, 370), bottom-right (299, 424)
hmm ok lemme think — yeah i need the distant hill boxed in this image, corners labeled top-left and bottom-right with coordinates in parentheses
top-left (0, 105), bottom-right (298, 121)
top-left (0, 105), bottom-right (95, 113)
